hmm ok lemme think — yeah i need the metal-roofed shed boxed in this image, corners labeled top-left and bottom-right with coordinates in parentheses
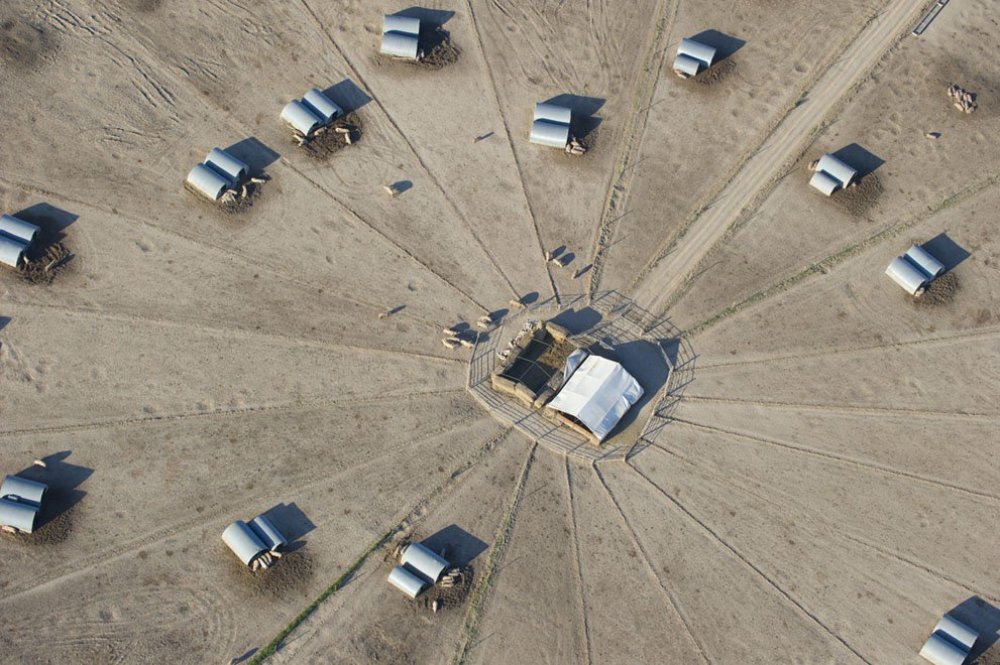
top-left (0, 214), bottom-right (41, 245)
top-left (0, 235), bottom-right (28, 269)
top-left (885, 256), bottom-right (929, 295)
top-left (0, 497), bottom-right (40, 533)
top-left (919, 614), bottom-right (978, 665)
top-left (530, 102), bottom-right (572, 149)
top-left (205, 148), bottom-right (249, 187)
top-left (400, 542), bottom-right (449, 584)
top-left (885, 243), bottom-right (948, 296)
top-left (381, 15), bottom-right (421, 60)
top-left (185, 163), bottom-right (231, 201)
top-left (303, 88), bottom-right (342, 124)
top-left (673, 37), bottom-right (717, 78)
top-left (222, 520), bottom-right (267, 566)
top-left (249, 515), bottom-right (286, 552)
top-left (809, 153), bottom-right (857, 196)
top-left (905, 244), bottom-right (945, 279)
top-left (281, 100), bottom-right (325, 137)
top-left (387, 565), bottom-right (428, 599)
top-left (281, 88), bottom-right (344, 137)
top-left (1, 475), bottom-right (47, 506)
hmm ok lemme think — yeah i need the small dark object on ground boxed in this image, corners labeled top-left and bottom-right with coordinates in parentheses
top-left (916, 271), bottom-right (959, 306)
top-left (301, 112), bottom-right (364, 161)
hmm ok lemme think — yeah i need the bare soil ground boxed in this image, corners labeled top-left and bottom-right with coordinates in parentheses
top-left (0, 0), bottom-right (997, 663)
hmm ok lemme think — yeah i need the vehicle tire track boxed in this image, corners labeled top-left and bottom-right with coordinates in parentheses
top-left (85, 26), bottom-right (494, 316)
top-left (0, 412), bottom-right (493, 604)
top-left (0, 388), bottom-right (467, 439)
top-left (682, 169), bottom-right (1000, 335)
top-left (627, 459), bottom-right (872, 664)
top-left (593, 463), bottom-right (712, 664)
top-left (680, 394), bottom-right (997, 421)
top-left (669, 417), bottom-right (1000, 504)
top-left (695, 327), bottom-right (1000, 370)
top-left (631, 0), bottom-right (927, 316)
top-left (647, 442), bottom-right (1000, 608)
top-left (463, 0), bottom-right (560, 305)
top-left (452, 441), bottom-right (536, 665)
top-left (1, 300), bottom-right (465, 367)
top-left (0, 176), bottom-right (446, 333)
top-left (586, 0), bottom-right (677, 298)
top-left (297, 0), bottom-right (520, 302)
top-left (563, 458), bottom-right (593, 665)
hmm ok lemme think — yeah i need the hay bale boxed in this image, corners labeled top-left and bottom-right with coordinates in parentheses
top-left (514, 382), bottom-right (537, 406)
top-left (491, 374), bottom-right (519, 396)
top-left (545, 322), bottom-right (571, 343)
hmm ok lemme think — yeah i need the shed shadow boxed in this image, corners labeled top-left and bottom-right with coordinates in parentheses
top-left (921, 232), bottom-right (970, 272)
top-left (831, 143), bottom-right (884, 178)
top-left (0, 316), bottom-right (10, 333)
top-left (261, 502), bottom-right (315, 553)
top-left (603, 339), bottom-right (669, 436)
top-left (549, 306), bottom-right (603, 334)
top-left (14, 451), bottom-right (92, 528)
top-left (946, 596), bottom-right (1000, 660)
top-left (224, 138), bottom-right (279, 176)
top-left (420, 524), bottom-right (487, 567)
top-left (690, 29), bottom-right (746, 61)
top-left (323, 79), bottom-right (372, 113)
top-left (544, 94), bottom-right (605, 139)
top-left (13, 202), bottom-right (78, 256)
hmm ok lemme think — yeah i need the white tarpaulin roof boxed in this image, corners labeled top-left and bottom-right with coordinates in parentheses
top-left (548, 351), bottom-right (643, 442)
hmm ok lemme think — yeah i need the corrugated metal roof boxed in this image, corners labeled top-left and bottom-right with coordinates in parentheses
top-left (533, 102), bottom-right (572, 125)
top-left (919, 615), bottom-right (977, 665)
top-left (0, 235), bottom-right (28, 268)
top-left (380, 31), bottom-right (420, 59)
top-left (530, 120), bottom-right (570, 148)
top-left (672, 53), bottom-right (704, 77)
top-left (885, 256), bottom-right (928, 295)
top-left (205, 148), bottom-right (249, 187)
top-left (809, 170), bottom-right (842, 196)
top-left (387, 565), bottom-right (427, 599)
top-left (0, 497), bottom-right (38, 533)
top-left (816, 154), bottom-right (857, 188)
top-left (383, 15), bottom-right (420, 36)
top-left (0, 214), bottom-right (41, 245)
top-left (249, 515), bottom-right (286, 552)
top-left (303, 88), bottom-right (343, 124)
top-left (678, 37), bottom-right (717, 67)
top-left (281, 100), bottom-right (324, 136)
top-left (400, 542), bottom-right (449, 583)
top-left (186, 163), bottom-right (230, 201)
top-left (905, 244), bottom-right (945, 279)
top-left (222, 521), bottom-right (267, 566)
top-left (0, 475), bottom-right (47, 507)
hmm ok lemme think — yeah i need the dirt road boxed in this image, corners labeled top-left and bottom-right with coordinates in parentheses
top-left (631, 0), bottom-right (928, 316)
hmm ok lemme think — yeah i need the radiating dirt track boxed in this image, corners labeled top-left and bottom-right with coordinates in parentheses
top-left (1, 1), bottom-right (998, 663)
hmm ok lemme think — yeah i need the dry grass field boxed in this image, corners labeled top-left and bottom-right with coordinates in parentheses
top-left (0, 1), bottom-right (997, 664)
